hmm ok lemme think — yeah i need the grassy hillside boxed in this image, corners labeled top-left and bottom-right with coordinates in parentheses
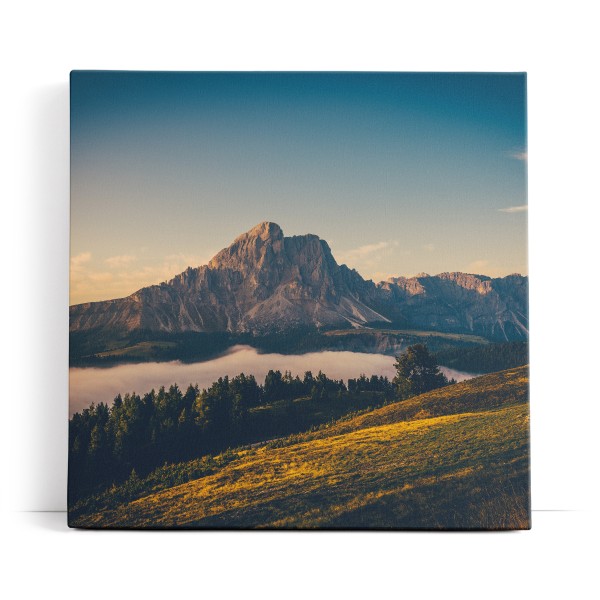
top-left (71, 366), bottom-right (529, 530)
top-left (285, 366), bottom-right (529, 443)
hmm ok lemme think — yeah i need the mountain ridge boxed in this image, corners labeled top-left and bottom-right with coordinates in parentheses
top-left (70, 222), bottom-right (528, 342)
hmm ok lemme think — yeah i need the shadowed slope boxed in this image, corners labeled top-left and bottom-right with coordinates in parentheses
top-left (72, 367), bottom-right (529, 529)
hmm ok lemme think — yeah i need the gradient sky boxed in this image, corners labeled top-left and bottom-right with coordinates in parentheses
top-left (70, 71), bottom-right (527, 305)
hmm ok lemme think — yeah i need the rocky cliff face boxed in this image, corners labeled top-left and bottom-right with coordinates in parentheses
top-left (374, 271), bottom-right (528, 340)
top-left (69, 222), bottom-right (528, 341)
top-left (70, 222), bottom-right (389, 336)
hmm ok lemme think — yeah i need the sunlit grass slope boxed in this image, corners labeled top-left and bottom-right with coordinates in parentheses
top-left (73, 367), bottom-right (530, 529)
top-left (296, 366), bottom-right (529, 441)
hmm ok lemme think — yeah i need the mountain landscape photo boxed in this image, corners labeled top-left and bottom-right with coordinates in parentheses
top-left (69, 71), bottom-right (529, 529)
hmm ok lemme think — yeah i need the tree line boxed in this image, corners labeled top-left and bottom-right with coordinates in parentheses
top-left (69, 369), bottom-right (396, 498)
top-left (435, 341), bottom-right (528, 374)
top-left (70, 344), bottom-right (449, 501)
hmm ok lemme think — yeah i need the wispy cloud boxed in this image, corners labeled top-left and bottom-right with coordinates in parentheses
top-left (508, 149), bottom-right (528, 162)
top-left (338, 241), bottom-right (398, 263)
top-left (467, 259), bottom-right (489, 272)
top-left (422, 243), bottom-right (435, 253)
top-left (105, 254), bottom-right (136, 268)
top-left (70, 252), bottom-right (91, 268)
top-left (70, 251), bottom-right (213, 305)
top-left (464, 260), bottom-right (522, 278)
top-left (335, 240), bottom-right (402, 281)
top-left (499, 205), bottom-right (528, 213)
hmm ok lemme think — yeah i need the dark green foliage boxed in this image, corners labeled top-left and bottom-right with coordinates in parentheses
top-left (71, 367), bottom-right (530, 529)
top-left (347, 374), bottom-right (391, 394)
top-left (69, 450), bottom-right (241, 520)
top-left (69, 367), bottom-right (394, 503)
top-left (70, 325), bottom-right (490, 367)
top-left (393, 344), bottom-right (449, 399)
top-left (435, 342), bottom-right (528, 374)
top-left (69, 330), bottom-right (234, 366)
top-left (69, 327), bottom-right (329, 366)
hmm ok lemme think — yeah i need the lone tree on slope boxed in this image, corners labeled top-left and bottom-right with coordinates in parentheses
top-left (393, 344), bottom-right (448, 399)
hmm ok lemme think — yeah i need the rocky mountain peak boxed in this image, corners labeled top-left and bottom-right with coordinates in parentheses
top-left (70, 223), bottom-right (528, 341)
top-left (208, 222), bottom-right (285, 271)
top-left (244, 221), bottom-right (284, 241)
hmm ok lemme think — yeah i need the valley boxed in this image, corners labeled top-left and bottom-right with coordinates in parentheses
top-left (68, 222), bottom-right (530, 530)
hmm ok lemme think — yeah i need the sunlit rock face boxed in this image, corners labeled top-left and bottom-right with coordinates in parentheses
top-left (69, 222), bottom-right (528, 341)
top-left (375, 271), bottom-right (528, 341)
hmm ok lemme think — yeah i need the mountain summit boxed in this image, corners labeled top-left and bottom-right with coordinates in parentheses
top-left (70, 222), bottom-right (388, 335)
top-left (70, 223), bottom-right (528, 341)
top-left (208, 221), bottom-right (284, 271)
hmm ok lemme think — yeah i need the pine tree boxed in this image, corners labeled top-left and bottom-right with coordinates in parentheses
top-left (393, 344), bottom-right (448, 399)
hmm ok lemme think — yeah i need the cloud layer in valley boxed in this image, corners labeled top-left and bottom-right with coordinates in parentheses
top-left (69, 345), bottom-right (476, 416)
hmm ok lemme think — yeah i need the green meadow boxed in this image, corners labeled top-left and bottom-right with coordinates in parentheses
top-left (71, 367), bottom-right (529, 530)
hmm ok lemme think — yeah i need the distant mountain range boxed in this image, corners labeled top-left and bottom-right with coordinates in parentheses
top-left (70, 222), bottom-right (528, 343)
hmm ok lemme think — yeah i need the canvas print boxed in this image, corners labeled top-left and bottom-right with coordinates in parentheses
top-left (68, 72), bottom-right (529, 529)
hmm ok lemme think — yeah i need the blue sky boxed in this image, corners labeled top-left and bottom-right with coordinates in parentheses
top-left (70, 72), bottom-right (527, 304)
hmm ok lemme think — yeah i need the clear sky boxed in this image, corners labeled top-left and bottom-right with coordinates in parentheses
top-left (70, 71), bottom-right (527, 305)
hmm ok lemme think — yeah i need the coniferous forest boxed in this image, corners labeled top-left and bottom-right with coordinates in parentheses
top-left (69, 344), bottom-right (456, 506)
top-left (70, 368), bottom-right (399, 501)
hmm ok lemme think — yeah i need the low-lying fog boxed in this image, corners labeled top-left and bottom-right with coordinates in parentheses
top-left (69, 345), bottom-right (477, 416)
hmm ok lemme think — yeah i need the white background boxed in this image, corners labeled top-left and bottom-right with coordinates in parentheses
top-left (1, 1), bottom-right (598, 598)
